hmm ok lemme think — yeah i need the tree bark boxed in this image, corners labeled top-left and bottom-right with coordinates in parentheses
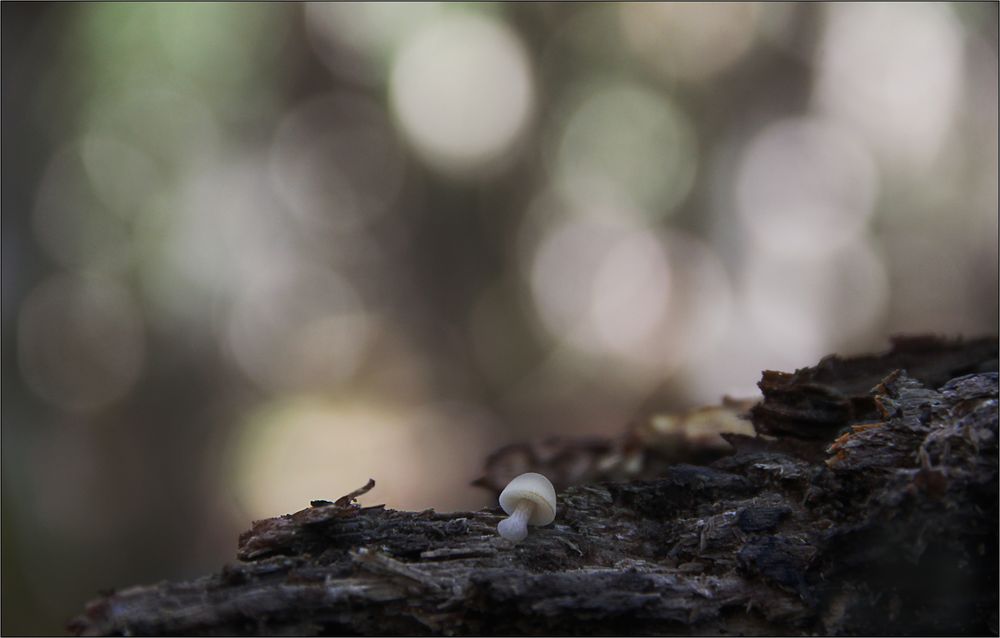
top-left (70, 336), bottom-right (998, 636)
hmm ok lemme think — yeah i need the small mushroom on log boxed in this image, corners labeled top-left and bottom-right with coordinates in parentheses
top-left (68, 336), bottom-right (999, 636)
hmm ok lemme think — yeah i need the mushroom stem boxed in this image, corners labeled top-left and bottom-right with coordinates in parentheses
top-left (497, 500), bottom-right (535, 543)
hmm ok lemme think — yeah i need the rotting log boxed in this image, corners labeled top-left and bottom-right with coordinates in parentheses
top-left (70, 336), bottom-right (999, 636)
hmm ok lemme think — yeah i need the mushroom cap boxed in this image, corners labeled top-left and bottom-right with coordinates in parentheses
top-left (498, 472), bottom-right (557, 526)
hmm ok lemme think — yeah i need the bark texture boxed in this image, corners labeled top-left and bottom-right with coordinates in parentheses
top-left (70, 336), bottom-right (999, 636)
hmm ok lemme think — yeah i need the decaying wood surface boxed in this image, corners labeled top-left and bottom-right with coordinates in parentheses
top-left (70, 336), bottom-right (998, 636)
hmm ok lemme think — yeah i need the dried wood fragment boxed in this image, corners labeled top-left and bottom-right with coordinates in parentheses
top-left (751, 335), bottom-right (997, 439)
top-left (473, 397), bottom-right (759, 495)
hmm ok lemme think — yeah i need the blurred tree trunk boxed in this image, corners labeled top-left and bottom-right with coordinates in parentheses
top-left (70, 337), bottom-right (998, 636)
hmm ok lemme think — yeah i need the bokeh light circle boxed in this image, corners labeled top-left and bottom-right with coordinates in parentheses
top-left (229, 397), bottom-right (495, 517)
top-left (551, 82), bottom-right (697, 217)
top-left (389, 12), bottom-right (534, 175)
top-left (620, 3), bottom-right (759, 82)
top-left (521, 193), bottom-right (731, 376)
top-left (735, 116), bottom-right (878, 257)
top-left (31, 141), bottom-right (148, 272)
top-left (742, 239), bottom-right (889, 359)
top-left (305, 2), bottom-right (443, 75)
top-left (270, 93), bottom-right (406, 234)
top-left (224, 263), bottom-right (371, 393)
top-left (17, 273), bottom-right (146, 412)
top-left (813, 2), bottom-right (963, 173)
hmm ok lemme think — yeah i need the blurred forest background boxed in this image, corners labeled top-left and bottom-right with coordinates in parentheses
top-left (2, 3), bottom-right (997, 634)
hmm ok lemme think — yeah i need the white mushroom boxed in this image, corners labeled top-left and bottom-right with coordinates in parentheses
top-left (497, 472), bottom-right (557, 543)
